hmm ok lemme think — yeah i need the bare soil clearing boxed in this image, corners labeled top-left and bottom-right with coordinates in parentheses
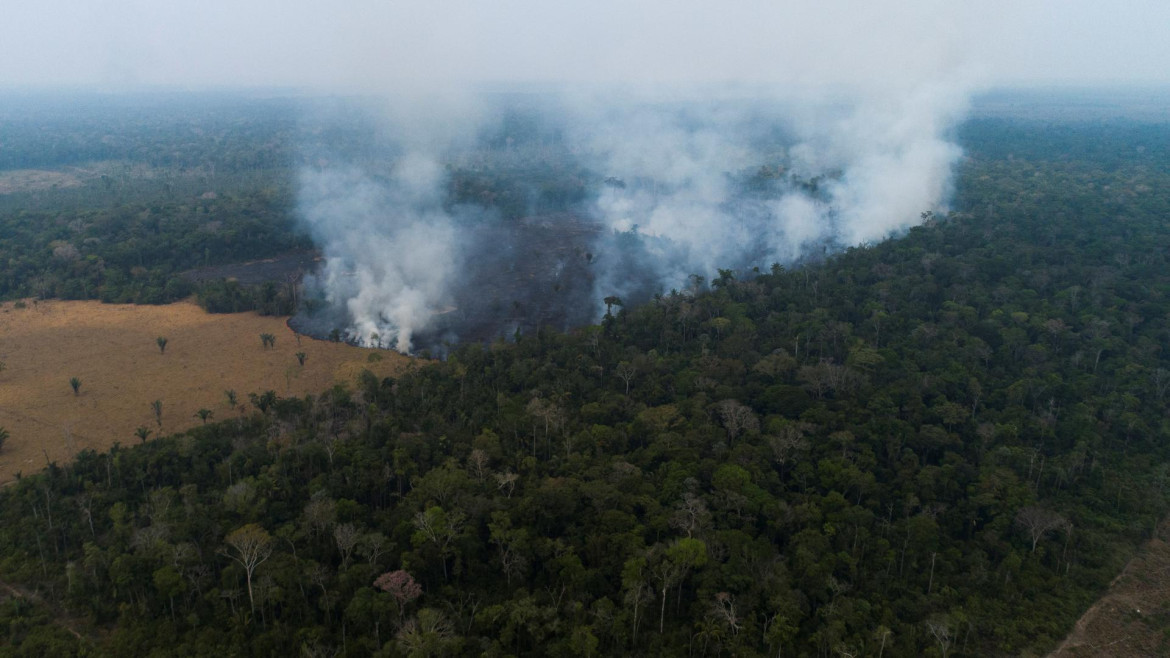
top-left (1049, 519), bottom-right (1170, 657)
top-left (0, 299), bottom-right (409, 484)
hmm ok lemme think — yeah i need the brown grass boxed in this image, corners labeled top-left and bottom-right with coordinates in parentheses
top-left (0, 299), bottom-right (410, 484)
top-left (1049, 519), bottom-right (1170, 657)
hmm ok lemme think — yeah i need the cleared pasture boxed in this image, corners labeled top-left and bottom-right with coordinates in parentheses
top-left (0, 299), bottom-right (409, 484)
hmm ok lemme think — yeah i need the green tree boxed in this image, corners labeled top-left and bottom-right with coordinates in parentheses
top-left (70, 377), bottom-right (81, 396)
top-left (411, 506), bottom-right (466, 581)
top-left (249, 390), bottom-right (276, 414)
top-left (622, 556), bottom-right (652, 646)
top-left (151, 399), bottom-right (163, 428)
top-left (650, 538), bottom-right (708, 633)
top-left (153, 565), bottom-right (185, 620)
top-left (156, 336), bottom-right (168, 354)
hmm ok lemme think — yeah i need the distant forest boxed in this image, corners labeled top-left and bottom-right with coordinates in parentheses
top-left (1, 93), bottom-right (1170, 656)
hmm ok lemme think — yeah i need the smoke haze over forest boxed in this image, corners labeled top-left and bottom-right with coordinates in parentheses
top-left (292, 84), bottom-right (970, 352)
top-left (286, 1), bottom-right (980, 352)
top-left (5, 1), bottom-right (1170, 351)
top-left (5, 1), bottom-right (1170, 90)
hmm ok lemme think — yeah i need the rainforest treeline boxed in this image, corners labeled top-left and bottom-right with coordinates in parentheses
top-left (2, 105), bottom-right (1170, 656)
top-left (0, 93), bottom-right (315, 308)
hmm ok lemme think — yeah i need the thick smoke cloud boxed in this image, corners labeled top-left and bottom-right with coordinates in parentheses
top-left (565, 83), bottom-right (967, 313)
top-left (296, 93), bottom-right (498, 352)
top-left (5, 3), bottom-right (1163, 352)
top-left (295, 81), bottom-right (970, 353)
top-left (291, 3), bottom-right (979, 353)
top-left (803, 82), bottom-right (969, 246)
top-left (298, 161), bottom-right (461, 353)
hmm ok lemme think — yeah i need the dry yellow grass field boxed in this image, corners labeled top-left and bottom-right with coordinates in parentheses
top-left (0, 299), bottom-right (410, 484)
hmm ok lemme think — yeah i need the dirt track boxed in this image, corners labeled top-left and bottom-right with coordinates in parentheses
top-left (0, 299), bottom-right (410, 484)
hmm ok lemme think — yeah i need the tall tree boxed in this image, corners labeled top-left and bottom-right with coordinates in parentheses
top-left (650, 538), bottom-right (708, 633)
top-left (411, 506), bottom-right (466, 581)
top-left (221, 524), bottom-right (274, 614)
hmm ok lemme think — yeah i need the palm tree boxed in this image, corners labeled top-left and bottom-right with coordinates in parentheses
top-left (249, 390), bottom-right (277, 414)
top-left (134, 426), bottom-right (152, 444)
top-left (156, 336), bottom-right (168, 354)
top-left (195, 408), bottom-right (213, 424)
top-left (70, 377), bottom-right (82, 396)
top-left (0, 426), bottom-right (9, 453)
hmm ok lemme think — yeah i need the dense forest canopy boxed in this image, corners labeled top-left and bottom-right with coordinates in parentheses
top-left (0, 90), bottom-right (1169, 656)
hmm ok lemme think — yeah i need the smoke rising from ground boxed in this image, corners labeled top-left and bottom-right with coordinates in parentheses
top-left (298, 161), bottom-right (461, 353)
top-left (2, 4), bottom-right (1161, 351)
top-left (294, 80), bottom-right (971, 352)
top-left (288, 2), bottom-right (980, 353)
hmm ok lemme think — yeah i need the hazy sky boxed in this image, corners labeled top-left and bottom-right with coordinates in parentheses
top-left (2, 1), bottom-right (1168, 92)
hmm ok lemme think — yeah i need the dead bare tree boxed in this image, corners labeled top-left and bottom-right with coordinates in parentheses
top-left (716, 399), bottom-right (758, 446)
top-left (615, 362), bottom-right (636, 395)
top-left (710, 592), bottom-right (741, 636)
top-left (925, 616), bottom-right (955, 658)
top-left (1153, 367), bottom-right (1169, 403)
top-left (669, 493), bottom-right (711, 539)
top-left (768, 423), bottom-right (811, 477)
top-left (333, 523), bottom-right (360, 568)
top-left (467, 449), bottom-right (490, 482)
top-left (495, 471), bottom-right (518, 498)
top-left (1015, 505), bottom-right (1070, 553)
top-left (360, 532), bottom-right (388, 567)
top-left (220, 524), bottom-right (274, 613)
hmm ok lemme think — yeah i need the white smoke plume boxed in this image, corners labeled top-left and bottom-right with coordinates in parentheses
top-left (296, 92), bottom-right (494, 352)
top-left (795, 82), bottom-right (971, 247)
top-left (297, 81), bottom-right (970, 352)
top-left (297, 158), bottom-right (460, 353)
top-left (290, 2), bottom-right (980, 352)
top-left (557, 80), bottom-right (969, 310)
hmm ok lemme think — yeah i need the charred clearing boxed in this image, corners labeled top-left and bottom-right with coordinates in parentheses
top-left (290, 213), bottom-right (604, 353)
top-left (181, 250), bottom-right (322, 286)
